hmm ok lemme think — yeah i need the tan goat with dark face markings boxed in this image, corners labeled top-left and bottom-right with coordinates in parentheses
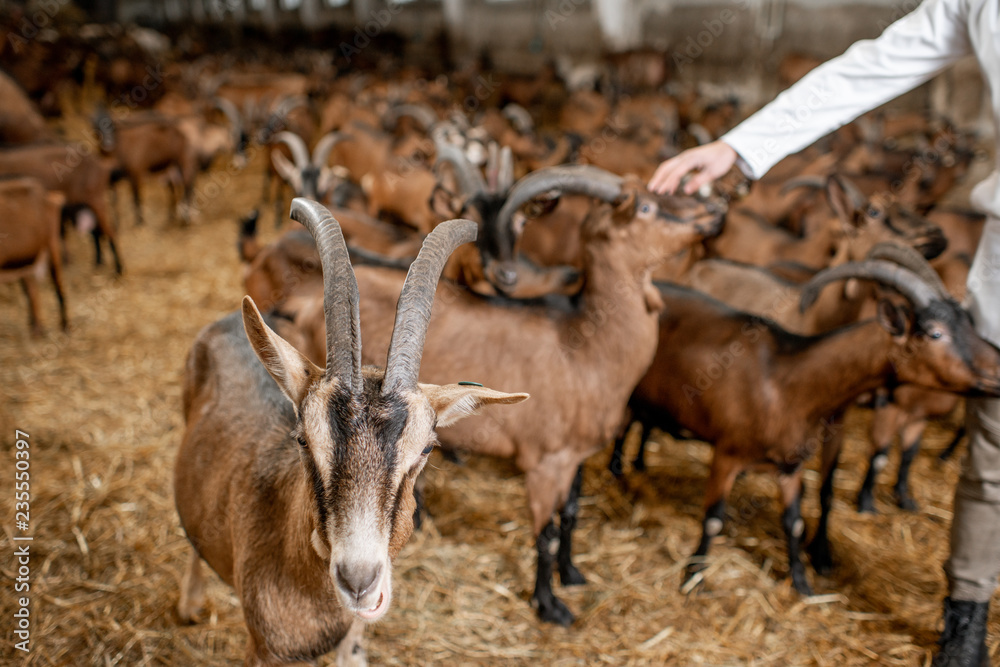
top-left (174, 198), bottom-right (528, 667)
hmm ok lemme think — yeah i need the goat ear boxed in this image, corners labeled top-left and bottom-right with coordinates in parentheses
top-left (242, 296), bottom-right (322, 407)
top-left (611, 190), bottom-right (637, 226)
top-left (429, 184), bottom-right (464, 219)
top-left (826, 176), bottom-right (859, 228)
top-left (876, 298), bottom-right (911, 338)
top-left (271, 150), bottom-right (302, 193)
top-left (419, 383), bottom-right (529, 428)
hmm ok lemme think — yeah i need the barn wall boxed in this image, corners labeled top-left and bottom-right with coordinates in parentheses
top-left (116, 0), bottom-right (991, 129)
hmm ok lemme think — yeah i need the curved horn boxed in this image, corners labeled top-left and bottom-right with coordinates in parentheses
top-left (289, 198), bottom-right (362, 393)
top-left (274, 131), bottom-right (310, 169)
top-left (800, 259), bottom-right (938, 313)
top-left (495, 165), bottom-right (625, 232)
top-left (485, 142), bottom-right (500, 192)
top-left (829, 173), bottom-right (867, 211)
top-left (498, 145), bottom-right (514, 194)
top-left (270, 94), bottom-right (310, 119)
top-left (502, 103), bottom-right (534, 134)
top-left (382, 219), bottom-right (478, 395)
top-left (865, 241), bottom-right (950, 298)
top-left (779, 175), bottom-right (827, 196)
top-left (212, 97), bottom-right (244, 146)
top-left (434, 136), bottom-right (487, 195)
top-left (311, 131), bottom-right (346, 167)
top-left (384, 103), bottom-right (438, 132)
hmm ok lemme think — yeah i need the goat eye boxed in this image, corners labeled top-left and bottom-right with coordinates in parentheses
top-left (421, 444), bottom-right (434, 455)
top-left (639, 203), bottom-right (652, 214)
top-left (866, 207), bottom-right (881, 218)
top-left (929, 330), bottom-right (943, 339)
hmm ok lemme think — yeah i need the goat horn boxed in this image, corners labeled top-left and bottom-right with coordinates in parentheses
top-left (270, 94), bottom-right (309, 119)
top-left (829, 173), bottom-right (867, 211)
top-left (779, 175), bottom-right (826, 195)
top-left (799, 259), bottom-right (938, 313)
top-left (498, 145), bottom-right (514, 194)
top-left (384, 103), bottom-right (438, 132)
top-left (496, 165), bottom-right (624, 232)
top-left (434, 136), bottom-right (487, 195)
top-left (382, 219), bottom-right (478, 396)
top-left (311, 131), bottom-right (346, 168)
top-left (289, 198), bottom-right (363, 394)
top-left (485, 142), bottom-right (500, 193)
top-left (865, 241), bottom-right (950, 298)
top-left (502, 104), bottom-right (534, 134)
top-left (274, 131), bottom-right (310, 170)
top-left (212, 97), bottom-right (244, 146)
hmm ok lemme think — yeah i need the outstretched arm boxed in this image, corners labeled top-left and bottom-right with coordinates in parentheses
top-left (649, 0), bottom-right (973, 195)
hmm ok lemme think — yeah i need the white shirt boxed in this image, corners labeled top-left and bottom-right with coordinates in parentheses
top-left (721, 0), bottom-right (1000, 218)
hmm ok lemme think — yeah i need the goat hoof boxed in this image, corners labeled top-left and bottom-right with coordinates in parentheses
top-left (559, 564), bottom-right (586, 587)
top-left (631, 457), bottom-right (647, 473)
top-left (681, 563), bottom-right (707, 594)
top-left (807, 544), bottom-right (834, 575)
top-left (533, 595), bottom-right (575, 626)
top-left (791, 569), bottom-right (813, 596)
top-left (896, 494), bottom-right (919, 512)
top-left (608, 457), bottom-right (625, 479)
top-left (856, 496), bottom-right (878, 514)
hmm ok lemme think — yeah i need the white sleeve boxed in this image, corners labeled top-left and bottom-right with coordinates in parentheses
top-left (721, 0), bottom-right (973, 180)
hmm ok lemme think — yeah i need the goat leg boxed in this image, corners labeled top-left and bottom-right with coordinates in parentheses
top-left (685, 498), bottom-right (726, 591)
top-left (857, 446), bottom-right (888, 514)
top-left (893, 420), bottom-right (926, 511)
top-left (685, 453), bottom-right (741, 590)
top-left (807, 435), bottom-right (840, 575)
top-left (557, 465), bottom-right (586, 586)
top-left (632, 422), bottom-right (651, 473)
top-left (48, 238), bottom-right (67, 331)
top-left (532, 520), bottom-right (573, 626)
top-left (608, 417), bottom-right (631, 479)
top-left (21, 276), bottom-right (43, 337)
top-left (780, 472), bottom-right (812, 596)
top-left (938, 425), bottom-right (966, 461)
top-left (131, 177), bottom-right (144, 227)
top-left (177, 550), bottom-right (206, 624)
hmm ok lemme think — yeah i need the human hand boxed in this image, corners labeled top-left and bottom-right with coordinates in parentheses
top-left (648, 141), bottom-right (739, 195)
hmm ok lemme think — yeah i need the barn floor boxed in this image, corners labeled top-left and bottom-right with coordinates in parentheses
top-left (1, 152), bottom-right (997, 667)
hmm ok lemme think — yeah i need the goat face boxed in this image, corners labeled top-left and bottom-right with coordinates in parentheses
top-left (587, 185), bottom-right (726, 266)
top-left (292, 370), bottom-right (437, 622)
top-left (854, 197), bottom-right (947, 260)
top-left (242, 297), bottom-right (527, 623)
top-left (882, 298), bottom-right (1000, 397)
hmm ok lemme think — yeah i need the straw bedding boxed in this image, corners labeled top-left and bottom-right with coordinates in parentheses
top-left (1, 152), bottom-right (997, 666)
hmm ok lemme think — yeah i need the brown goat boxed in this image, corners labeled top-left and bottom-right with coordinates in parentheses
top-left (615, 264), bottom-right (1000, 596)
top-left (175, 199), bottom-right (527, 666)
top-left (339, 172), bottom-right (726, 625)
top-left (0, 143), bottom-right (123, 274)
top-left (0, 177), bottom-right (67, 336)
top-left (94, 110), bottom-right (198, 226)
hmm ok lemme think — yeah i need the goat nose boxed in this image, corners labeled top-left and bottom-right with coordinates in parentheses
top-left (494, 265), bottom-right (518, 287)
top-left (336, 562), bottom-right (382, 602)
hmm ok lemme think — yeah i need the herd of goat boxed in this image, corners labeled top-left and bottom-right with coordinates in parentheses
top-left (2, 41), bottom-right (997, 664)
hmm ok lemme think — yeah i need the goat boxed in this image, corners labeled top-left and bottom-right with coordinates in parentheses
top-left (328, 168), bottom-right (726, 625)
top-left (175, 198), bottom-right (527, 666)
top-left (268, 131), bottom-right (344, 225)
top-left (0, 70), bottom-right (51, 145)
top-left (94, 109), bottom-right (198, 226)
top-left (709, 174), bottom-right (945, 268)
top-left (0, 143), bottom-right (123, 274)
top-left (855, 248), bottom-right (973, 513)
top-left (613, 261), bottom-right (1000, 596)
top-left (0, 177), bottom-right (67, 336)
